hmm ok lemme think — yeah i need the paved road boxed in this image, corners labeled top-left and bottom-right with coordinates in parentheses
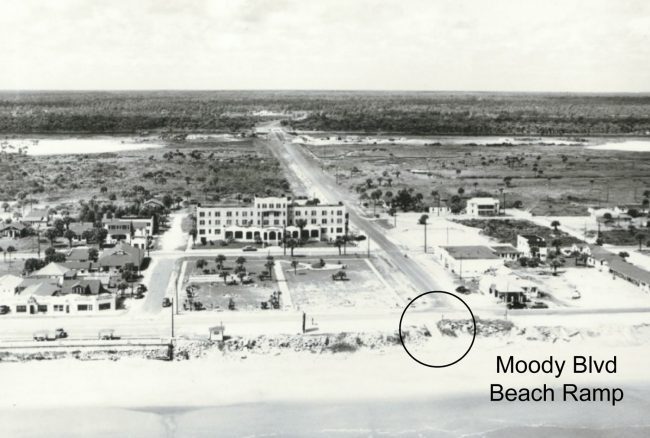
top-left (262, 129), bottom-right (447, 300)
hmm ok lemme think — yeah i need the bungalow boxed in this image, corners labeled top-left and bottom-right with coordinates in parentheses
top-left (517, 234), bottom-right (548, 260)
top-left (0, 222), bottom-right (28, 239)
top-left (479, 273), bottom-right (539, 305)
top-left (30, 262), bottom-right (76, 282)
top-left (98, 242), bottom-right (144, 271)
top-left (435, 245), bottom-right (504, 278)
top-left (68, 222), bottom-right (95, 243)
top-left (429, 206), bottom-right (452, 217)
top-left (2, 280), bottom-right (116, 315)
top-left (490, 244), bottom-right (521, 261)
top-left (22, 208), bottom-right (49, 228)
top-left (143, 198), bottom-right (166, 210)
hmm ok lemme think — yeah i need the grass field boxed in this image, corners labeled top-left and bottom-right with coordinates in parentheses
top-left (307, 137), bottom-right (650, 216)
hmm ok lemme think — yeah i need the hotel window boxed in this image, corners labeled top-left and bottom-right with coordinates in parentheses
top-left (16, 305), bottom-right (27, 313)
top-left (242, 212), bottom-right (247, 217)
top-left (226, 220), bottom-right (232, 225)
top-left (321, 219), bottom-right (327, 224)
top-left (215, 212), bottom-right (221, 217)
top-left (199, 230), bottom-right (205, 235)
top-left (311, 211), bottom-right (317, 216)
top-left (226, 212), bottom-right (232, 217)
top-left (199, 212), bottom-right (205, 217)
top-left (53, 305), bottom-right (64, 312)
top-left (337, 210), bottom-right (343, 216)
top-left (311, 219), bottom-right (317, 224)
top-left (215, 229), bottom-right (221, 235)
top-left (323, 211), bottom-right (327, 215)
top-left (276, 203), bottom-right (281, 208)
top-left (37, 305), bottom-right (47, 312)
top-left (215, 220), bottom-right (221, 225)
top-left (274, 220), bottom-right (280, 225)
top-left (199, 220), bottom-right (205, 225)
top-left (336, 227), bottom-right (343, 233)
top-left (208, 212), bottom-right (212, 217)
top-left (295, 211), bottom-right (301, 216)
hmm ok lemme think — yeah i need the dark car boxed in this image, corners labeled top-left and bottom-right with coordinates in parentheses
top-left (242, 246), bottom-right (258, 252)
top-left (0, 305), bottom-right (9, 315)
top-left (530, 301), bottom-right (549, 309)
top-left (507, 302), bottom-right (527, 310)
top-left (162, 298), bottom-right (172, 308)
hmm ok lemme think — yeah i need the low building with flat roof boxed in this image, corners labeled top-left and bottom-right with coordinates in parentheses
top-left (435, 245), bottom-right (504, 278)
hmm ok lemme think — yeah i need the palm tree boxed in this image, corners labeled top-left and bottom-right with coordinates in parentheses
top-left (44, 228), bottom-right (58, 247)
top-left (295, 219), bottom-right (308, 240)
top-left (287, 238), bottom-right (298, 257)
top-left (235, 256), bottom-right (246, 269)
top-left (550, 259), bottom-right (562, 275)
top-left (6, 246), bottom-right (15, 263)
top-left (64, 229), bottom-right (76, 248)
top-left (215, 254), bottom-right (226, 270)
top-left (418, 214), bottom-right (429, 253)
top-left (265, 261), bottom-right (275, 279)
top-left (117, 282), bottom-right (128, 297)
top-left (196, 259), bottom-right (207, 269)
top-left (0, 246), bottom-right (4, 262)
top-left (551, 220), bottom-right (561, 232)
top-left (334, 237), bottom-right (344, 255)
top-left (635, 233), bottom-right (647, 250)
top-left (291, 260), bottom-right (299, 275)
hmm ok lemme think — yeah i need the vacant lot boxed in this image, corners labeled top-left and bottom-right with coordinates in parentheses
top-left (306, 137), bottom-right (650, 216)
top-left (1, 136), bottom-right (292, 222)
top-left (183, 257), bottom-right (280, 311)
top-left (283, 258), bottom-right (397, 310)
top-left (453, 219), bottom-right (582, 246)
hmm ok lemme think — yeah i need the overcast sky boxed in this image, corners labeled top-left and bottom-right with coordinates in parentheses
top-left (0, 0), bottom-right (648, 91)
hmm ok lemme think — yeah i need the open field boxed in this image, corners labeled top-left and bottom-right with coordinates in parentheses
top-left (282, 258), bottom-right (398, 311)
top-left (0, 135), bottom-right (292, 222)
top-left (305, 136), bottom-right (650, 216)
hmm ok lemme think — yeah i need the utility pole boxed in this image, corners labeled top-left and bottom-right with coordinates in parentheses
top-left (424, 221), bottom-right (428, 253)
top-left (171, 297), bottom-right (175, 338)
top-left (367, 236), bottom-right (370, 258)
top-left (282, 224), bottom-right (287, 256)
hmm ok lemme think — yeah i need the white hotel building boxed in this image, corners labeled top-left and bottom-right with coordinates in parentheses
top-left (195, 197), bottom-right (348, 245)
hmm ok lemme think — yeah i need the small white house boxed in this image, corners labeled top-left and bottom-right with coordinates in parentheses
top-left (466, 198), bottom-right (500, 217)
top-left (516, 234), bottom-right (548, 260)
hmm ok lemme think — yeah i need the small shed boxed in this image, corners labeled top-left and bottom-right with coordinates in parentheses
top-left (209, 324), bottom-right (225, 341)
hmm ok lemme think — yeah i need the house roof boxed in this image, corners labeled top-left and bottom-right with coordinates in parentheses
top-left (98, 242), bottom-right (143, 267)
top-left (589, 244), bottom-right (650, 285)
top-left (69, 222), bottom-right (94, 234)
top-left (61, 279), bottom-right (103, 295)
top-left (0, 274), bottom-right (23, 294)
top-left (440, 245), bottom-right (500, 260)
top-left (519, 234), bottom-right (547, 246)
top-left (21, 282), bottom-right (60, 297)
top-left (490, 245), bottom-right (520, 255)
top-left (31, 262), bottom-right (75, 278)
top-left (67, 248), bottom-right (91, 261)
top-left (61, 261), bottom-right (95, 271)
top-left (24, 208), bottom-right (48, 220)
top-left (0, 222), bottom-right (27, 231)
top-left (467, 197), bottom-right (499, 204)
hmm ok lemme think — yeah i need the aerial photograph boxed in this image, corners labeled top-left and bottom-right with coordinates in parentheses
top-left (0, 0), bottom-right (649, 436)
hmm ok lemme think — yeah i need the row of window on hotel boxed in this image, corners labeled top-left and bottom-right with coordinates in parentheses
top-left (198, 218), bottom-right (344, 226)
top-left (198, 210), bottom-right (344, 217)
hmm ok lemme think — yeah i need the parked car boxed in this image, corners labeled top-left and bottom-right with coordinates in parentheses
top-left (530, 301), bottom-right (549, 309)
top-left (162, 297), bottom-right (172, 307)
top-left (506, 302), bottom-right (527, 310)
top-left (33, 328), bottom-right (68, 342)
top-left (98, 329), bottom-right (117, 340)
top-left (0, 305), bottom-right (9, 315)
top-left (242, 246), bottom-right (258, 252)
top-left (571, 291), bottom-right (582, 300)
